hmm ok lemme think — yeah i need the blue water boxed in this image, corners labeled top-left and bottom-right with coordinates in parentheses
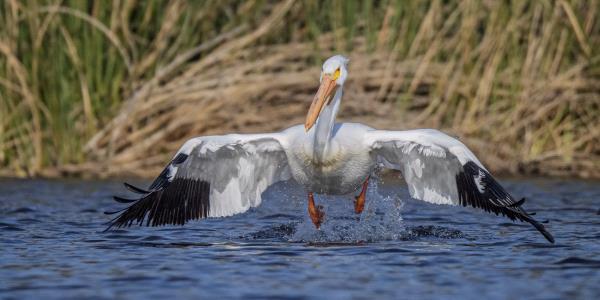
top-left (0, 177), bottom-right (599, 299)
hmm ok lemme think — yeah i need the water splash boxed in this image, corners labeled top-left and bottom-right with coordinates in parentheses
top-left (289, 179), bottom-right (405, 243)
top-left (243, 178), bottom-right (466, 243)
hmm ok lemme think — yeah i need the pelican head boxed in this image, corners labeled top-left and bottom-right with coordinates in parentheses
top-left (305, 55), bottom-right (349, 131)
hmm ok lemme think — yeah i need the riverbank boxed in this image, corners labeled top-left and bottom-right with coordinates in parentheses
top-left (1, 1), bottom-right (598, 178)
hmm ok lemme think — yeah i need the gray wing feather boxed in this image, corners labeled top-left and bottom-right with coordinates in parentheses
top-left (375, 139), bottom-right (461, 204)
top-left (179, 137), bottom-right (291, 217)
top-left (367, 129), bottom-right (554, 243)
top-left (105, 134), bottom-right (291, 229)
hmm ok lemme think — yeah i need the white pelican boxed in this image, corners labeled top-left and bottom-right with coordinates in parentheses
top-left (106, 55), bottom-right (554, 243)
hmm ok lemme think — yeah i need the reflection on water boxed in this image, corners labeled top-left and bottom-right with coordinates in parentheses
top-left (0, 177), bottom-right (599, 299)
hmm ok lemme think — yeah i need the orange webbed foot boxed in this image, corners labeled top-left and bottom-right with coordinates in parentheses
top-left (308, 192), bottom-right (325, 229)
top-left (354, 176), bottom-right (370, 214)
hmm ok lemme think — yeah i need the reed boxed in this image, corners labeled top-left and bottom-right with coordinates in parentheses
top-left (0, 0), bottom-right (598, 178)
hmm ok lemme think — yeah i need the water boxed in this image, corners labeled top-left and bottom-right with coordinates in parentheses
top-left (1, 177), bottom-right (599, 299)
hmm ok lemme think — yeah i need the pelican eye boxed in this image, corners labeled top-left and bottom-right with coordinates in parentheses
top-left (333, 68), bottom-right (341, 80)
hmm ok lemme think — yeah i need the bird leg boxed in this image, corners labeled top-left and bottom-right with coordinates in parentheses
top-left (354, 176), bottom-right (370, 214)
top-left (308, 192), bottom-right (325, 229)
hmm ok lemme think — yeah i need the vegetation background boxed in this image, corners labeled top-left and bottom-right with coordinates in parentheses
top-left (0, 0), bottom-right (598, 179)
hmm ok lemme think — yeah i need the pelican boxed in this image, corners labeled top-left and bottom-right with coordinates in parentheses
top-left (106, 55), bottom-right (554, 243)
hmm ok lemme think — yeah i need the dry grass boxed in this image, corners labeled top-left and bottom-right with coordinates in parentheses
top-left (1, 0), bottom-right (599, 178)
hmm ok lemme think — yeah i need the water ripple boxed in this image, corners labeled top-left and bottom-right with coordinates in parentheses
top-left (0, 178), bottom-right (599, 299)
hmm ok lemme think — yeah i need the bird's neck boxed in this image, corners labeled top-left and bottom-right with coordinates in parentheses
top-left (313, 88), bottom-right (342, 161)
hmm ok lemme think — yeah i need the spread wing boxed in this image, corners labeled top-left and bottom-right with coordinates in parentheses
top-left (105, 133), bottom-right (292, 230)
top-left (366, 129), bottom-right (554, 243)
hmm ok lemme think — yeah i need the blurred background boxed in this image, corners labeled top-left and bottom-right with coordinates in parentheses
top-left (0, 0), bottom-right (598, 179)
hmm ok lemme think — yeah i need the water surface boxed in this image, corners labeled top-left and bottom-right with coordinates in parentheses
top-left (1, 177), bottom-right (599, 299)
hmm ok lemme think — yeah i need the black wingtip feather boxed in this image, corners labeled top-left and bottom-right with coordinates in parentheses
top-left (123, 182), bottom-right (150, 194)
top-left (456, 161), bottom-right (555, 243)
top-left (113, 195), bottom-right (137, 203)
top-left (527, 218), bottom-right (555, 243)
top-left (104, 206), bottom-right (129, 215)
top-left (104, 178), bottom-right (211, 231)
top-left (172, 153), bottom-right (189, 164)
top-left (509, 197), bottom-right (526, 208)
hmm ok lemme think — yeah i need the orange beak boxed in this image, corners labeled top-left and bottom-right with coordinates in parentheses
top-left (305, 74), bottom-right (338, 131)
